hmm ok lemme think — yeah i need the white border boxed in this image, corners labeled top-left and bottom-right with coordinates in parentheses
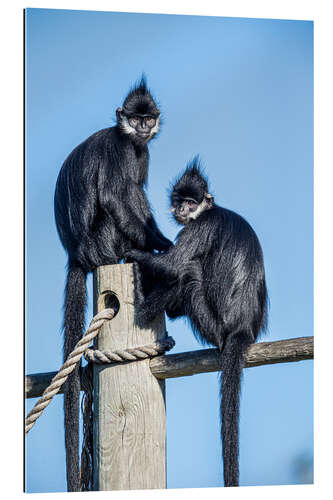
top-left (2, 1), bottom-right (331, 499)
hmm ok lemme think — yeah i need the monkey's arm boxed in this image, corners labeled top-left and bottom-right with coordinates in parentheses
top-left (100, 180), bottom-right (172, 251)
top-left (146, 216), bottom-right (173, 249)
top-left (125, 223), bottom-right (203, 280)
top-left (144, 212), bottom-right (173, 249)
top-left (125, 180), bottom-right (173, 250)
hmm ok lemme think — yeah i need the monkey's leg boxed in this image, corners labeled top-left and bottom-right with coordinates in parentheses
top-left (136, 282), bottom-right (177, 325)
top-left (183, 265), bottom-right (225, 349)
top-left (76, 233), bottom-right (119, 270)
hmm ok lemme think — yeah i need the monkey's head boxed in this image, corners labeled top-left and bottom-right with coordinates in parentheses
top-left (116, 75), bottom-right (160, 145)
top-left (170, 157), bottom-right (214, 225)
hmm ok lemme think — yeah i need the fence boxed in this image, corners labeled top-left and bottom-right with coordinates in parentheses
top-left (25, 263), bottom-right (314, 490)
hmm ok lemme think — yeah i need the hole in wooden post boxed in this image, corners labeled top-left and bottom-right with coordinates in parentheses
top-left (99, 291), bottom-right (120, 318)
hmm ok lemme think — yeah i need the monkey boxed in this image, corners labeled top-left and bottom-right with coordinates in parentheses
top-left (125, 158), bottom-right (268, 487)
top-left (54, 76), bottom-right (172, 492)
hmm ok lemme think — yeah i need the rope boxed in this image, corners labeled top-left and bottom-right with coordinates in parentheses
top-left (25, 308), bottom-right (116, 435)
top-left (84, 336), bottom-right (175, 364)
top-left (25, 299), bottom-right (175, 489)
top-left (25, 306), bottom-right (175, 436)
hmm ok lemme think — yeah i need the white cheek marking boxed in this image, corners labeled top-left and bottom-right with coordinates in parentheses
top-left (120, 116), bottom-right (160, 140)
top-left (150, 116), bottom-right (160, 136)
top-left (120, 116), bottom-right (136, 136)
top-left (188, 199), bottom-right (211, 220)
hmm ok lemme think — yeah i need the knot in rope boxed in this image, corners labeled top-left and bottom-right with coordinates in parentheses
top-left (25, 308), bottom-right (175, 436)
top-left (84, 336), bottom-right (175, 364)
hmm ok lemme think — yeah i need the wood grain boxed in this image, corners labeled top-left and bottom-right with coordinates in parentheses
top-left (150, 336), bottom-right (314, 379)
top-left (92, 264), bottom-right (167, 491)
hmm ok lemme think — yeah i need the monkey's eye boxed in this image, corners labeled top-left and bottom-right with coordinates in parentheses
top-left (129, 116), bottom-right (138, 127)
top-left (188, 200), bottom-right (197, 208)
top-left (145, 117), bottom-right (156, 127)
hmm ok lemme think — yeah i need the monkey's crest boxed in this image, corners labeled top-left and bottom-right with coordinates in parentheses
top-left (171, 156), bottom-right (209, 205)
top-left (122, 75), bottom-right (160, 117)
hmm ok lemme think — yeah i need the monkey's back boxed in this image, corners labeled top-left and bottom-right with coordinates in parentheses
top-left (197, 205), bottom-right (267, 339)
top-left (54, 127), bottom-right (115, 247)
top-left (54, 127), bottom-right (149, 266)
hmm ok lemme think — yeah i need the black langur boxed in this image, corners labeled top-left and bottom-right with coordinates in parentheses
top-left (125, 158), bottom-right (268, 487)
top-left (54, 77), bottom-right (172, 492)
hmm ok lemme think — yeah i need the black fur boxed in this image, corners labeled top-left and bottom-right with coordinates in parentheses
top-left (54, 76), bottom-right (172, 492)
top-left (125, 158), bottom-right (268, 487)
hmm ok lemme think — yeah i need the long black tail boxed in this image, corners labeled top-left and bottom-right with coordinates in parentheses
top-left (220, 331), bottom-right (252, 487)
top-left (63, 264), bottom-right (87, 492)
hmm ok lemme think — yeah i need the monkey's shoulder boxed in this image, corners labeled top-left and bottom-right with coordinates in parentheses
top-left (62, 126), bottom-right (146, 169)
top-left (67, 127), bottom-right (118, 156)
top-left (212, 205), bottom-right (257, 233)
top-left (59, 127), bottom-right (122, 180)
top-left (186, 205), bottom-right (260, 249)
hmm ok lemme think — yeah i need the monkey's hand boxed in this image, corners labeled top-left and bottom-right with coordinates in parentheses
top-left (153, 236), bottom-right (173, 252)
top-left (124, 249), bottom-right (149, 264)
top-left (125, 247), bottom-right (178, 281)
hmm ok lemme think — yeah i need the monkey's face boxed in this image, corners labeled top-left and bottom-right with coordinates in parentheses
top-left (171, 194), bottom-right (214, 225)
top-left (117, 109), bottom-right (160, 144)
top-left (117, 84), bottom-right (161, 145)
top-left (117, 96), bottom-right (160, 145)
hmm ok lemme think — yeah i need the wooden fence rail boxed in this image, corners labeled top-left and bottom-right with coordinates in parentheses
top-left (25, 336), bottom-right (313, 399)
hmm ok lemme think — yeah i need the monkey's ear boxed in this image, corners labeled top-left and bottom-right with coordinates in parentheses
top-left (116, 107), bottom-right (123, 121)
top-left (205, 192), bottom-right (214, 205)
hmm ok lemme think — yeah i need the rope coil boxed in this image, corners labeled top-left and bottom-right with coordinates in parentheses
top-left (25, 308), bottom-right (175, 435)
top-left (84, 336), bottom-right (175, 364)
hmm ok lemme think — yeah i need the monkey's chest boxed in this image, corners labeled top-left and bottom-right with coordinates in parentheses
top-left (125, 147), bottom-right (148, 184)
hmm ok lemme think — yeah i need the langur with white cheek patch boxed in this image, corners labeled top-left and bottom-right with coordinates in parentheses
top-left (126, 157), bottom-right (268, 487)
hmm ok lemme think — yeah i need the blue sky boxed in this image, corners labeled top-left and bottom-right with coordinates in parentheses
top-left (25, 8), bottom-right (313, 493)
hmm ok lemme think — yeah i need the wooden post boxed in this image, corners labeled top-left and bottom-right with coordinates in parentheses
top-left (92, 264), bottom-right (167, 491)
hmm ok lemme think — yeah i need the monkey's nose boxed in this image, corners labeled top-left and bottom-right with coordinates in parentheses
top-left (138, 125), bottom-right (149, 134)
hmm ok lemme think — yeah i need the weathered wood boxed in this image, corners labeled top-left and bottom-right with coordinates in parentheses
top-left (92, 264), bottom-right (167, 491)
top-left (25, 371), bottom-right (59, 398)
top-left (150, 336), bottom-right (314, 379)
top-left (25, 336), bottom-right (314, 398)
